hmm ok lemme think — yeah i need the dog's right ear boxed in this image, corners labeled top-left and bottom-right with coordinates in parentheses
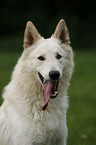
top-left (53, 19), bottom-right (70, 45)
top-left (24, 21), bottom-right (41, 49)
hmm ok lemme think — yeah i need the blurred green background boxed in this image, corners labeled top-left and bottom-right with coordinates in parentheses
top-left (0, 0), bottom-right (96, 145)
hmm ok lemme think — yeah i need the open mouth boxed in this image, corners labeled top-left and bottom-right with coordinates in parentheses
top-left (38, 72), bottom-right (59, 111)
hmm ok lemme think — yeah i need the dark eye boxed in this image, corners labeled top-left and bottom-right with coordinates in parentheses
top-left (37, 56), bottom-right (45, 61)
top-left (56, 54), bottom-right (62, 60)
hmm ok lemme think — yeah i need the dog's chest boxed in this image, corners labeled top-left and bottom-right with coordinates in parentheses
top-left (12, 110), bottom-right (63, 145)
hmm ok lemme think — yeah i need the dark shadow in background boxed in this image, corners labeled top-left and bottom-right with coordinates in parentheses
top-left (0, 0), bottom-right (96, 51)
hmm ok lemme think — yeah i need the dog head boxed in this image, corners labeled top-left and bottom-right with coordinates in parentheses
top-left (23, 19), bottom-right (74, 110)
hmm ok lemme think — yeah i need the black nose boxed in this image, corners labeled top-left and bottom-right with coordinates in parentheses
top-left (49, 70), bottom-right (60, 80)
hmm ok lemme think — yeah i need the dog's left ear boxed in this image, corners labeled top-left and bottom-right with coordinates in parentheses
top-left (53, 19), bottom-right (70, 45)
top-left (24, 21), bottom-right (41, 49)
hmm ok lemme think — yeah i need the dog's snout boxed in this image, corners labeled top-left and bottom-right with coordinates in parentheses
top-left (49, 70), bottom-right (60, 80)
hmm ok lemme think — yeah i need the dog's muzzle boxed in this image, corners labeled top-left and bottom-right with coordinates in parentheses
top-left (49, 70), bottom-right (60, 81)
top-left (38, 70), bottom-right (60, 111)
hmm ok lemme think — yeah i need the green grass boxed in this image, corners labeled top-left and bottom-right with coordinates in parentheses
top-left (0, 50), bottom-right (96, 145)
top-left (67, 50), bottom-right (96, 145)
top-left (0, 52), bottom-right (21, 104)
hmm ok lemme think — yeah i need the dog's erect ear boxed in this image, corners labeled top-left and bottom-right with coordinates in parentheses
top-left (24, 21), bottom-right (41, 49)
top-left (53, 19), bottom-right (70, 45)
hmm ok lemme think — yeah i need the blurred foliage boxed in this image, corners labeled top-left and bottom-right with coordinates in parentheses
top-left (0, 0), bottom-right (96, 50)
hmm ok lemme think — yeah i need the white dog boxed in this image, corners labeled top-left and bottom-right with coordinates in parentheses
top-left (0, 19), bottom-right (74, 145)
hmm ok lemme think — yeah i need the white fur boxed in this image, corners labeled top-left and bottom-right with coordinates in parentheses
top-left (0, 21), bottom-right (74, 145)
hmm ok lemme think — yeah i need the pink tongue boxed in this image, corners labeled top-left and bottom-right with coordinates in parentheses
top-left (42, 81), bottom-right (53, 111)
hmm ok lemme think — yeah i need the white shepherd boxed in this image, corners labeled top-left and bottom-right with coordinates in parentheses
top-left (0, 19), bottom-right (74, 145)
